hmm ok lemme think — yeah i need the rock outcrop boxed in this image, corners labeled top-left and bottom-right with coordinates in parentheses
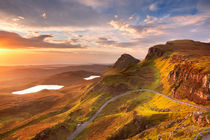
top-left (145, 40), bottom-right (210, 105)
top-left (168, 58), bottom-right (210, 105)
top-left (145, 46), bottom-right (165, 60)
top-left (113, 54), bottom-right (140, 71)
top-left (192, 112), bottom-right (210, 126)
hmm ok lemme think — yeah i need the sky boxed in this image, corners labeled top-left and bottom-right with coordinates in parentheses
top-left (0, 0), bottom-right (209, 65)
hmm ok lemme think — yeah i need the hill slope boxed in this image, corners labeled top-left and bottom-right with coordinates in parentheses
top-left (147, 40), bottom-right (210, 105)
top-left (113, 54), bottom-right (140, 71)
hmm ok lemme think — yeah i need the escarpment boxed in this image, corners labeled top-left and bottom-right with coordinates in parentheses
top-left (145, 46), bottom-right (165, 60)
top-left (168, 59), bottom-right (209, 105)
top-left (146, 40), bottom-right (210, 105)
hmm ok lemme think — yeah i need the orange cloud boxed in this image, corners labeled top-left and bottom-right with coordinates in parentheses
top-left (171, 15), bottom-right (208, 26)
top-left (0, 31), bottom-right (85, 49)
top-left (109, 19), bottom-right (165, 37)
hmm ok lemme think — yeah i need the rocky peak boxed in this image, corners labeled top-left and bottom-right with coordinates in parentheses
top-left (145, 47), bottom-right (165, 60)
top-left (113, 54), bottom-right (140, 71)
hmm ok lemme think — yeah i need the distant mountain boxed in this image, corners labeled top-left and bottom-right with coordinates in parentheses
top-left (39, 70), bottom-right (100, 85)
top-left (0, 64), bottom-right (109, 91)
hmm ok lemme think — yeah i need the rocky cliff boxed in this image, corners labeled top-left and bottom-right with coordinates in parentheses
top-left (145, 40), bottom-right (210, 105)
top-left (145, 46), bottom-right (165, 60)
top-left (168, 58), bottom-right (209, 105)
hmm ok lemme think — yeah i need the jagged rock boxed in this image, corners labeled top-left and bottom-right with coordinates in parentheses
top-left (203, 75), bottom-right (210, 88)
top-left (192, 112), bottom-right (209, 126)
top-left (184, 114), bottom-right (190, 120)
top-left (170, 55), bottom-right (183, 63)
top-left (167, 62), bottom-right (209, 105)
top-left (205, 115), bottom-right (210, 124)
top-left (145, 47), bottom-right (164, 60)
top-left (192, 112), bottom-right (200, 123)
top-left (197, 115), bottom-right (205, 126)
top-left (113, 54), bottom-right (140, 71)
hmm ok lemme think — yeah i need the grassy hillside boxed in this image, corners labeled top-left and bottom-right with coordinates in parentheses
top-left (0, 68), bottom-right (102, 140)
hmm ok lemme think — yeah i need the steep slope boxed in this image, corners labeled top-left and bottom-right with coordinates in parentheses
top-left (113, 54), bottom-right (140, 71)
top-left (147, 40), bottom-right (210, 105)
top-left (104, 54), bottom-right (140, 76)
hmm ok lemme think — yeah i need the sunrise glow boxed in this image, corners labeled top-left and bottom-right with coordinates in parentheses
top-left (0, 0), bottom-right (209, 65)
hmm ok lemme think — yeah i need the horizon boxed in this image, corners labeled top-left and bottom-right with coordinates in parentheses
top-left (0, 62), bottom-right (113, 67)
top-left (0, 0), bottom-right (210, 65)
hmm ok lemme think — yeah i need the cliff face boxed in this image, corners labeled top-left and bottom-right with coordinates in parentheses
top-left (145, 40), bottom-right (210, 105)
top-left (145, 47), bottom-right (165, 60)
top-left (168, 58), bottom-right (209, 105)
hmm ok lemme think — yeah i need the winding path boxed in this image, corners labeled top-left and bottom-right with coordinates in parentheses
top-left (194, 128), bottom-right (210, 140)
top-left (67, 89), bottom-right (210, 140)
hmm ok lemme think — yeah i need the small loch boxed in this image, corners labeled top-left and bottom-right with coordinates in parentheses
top-left (84, 75), bottom-right (101, 80)
top-left (12, 85), bottom-right (64, 94)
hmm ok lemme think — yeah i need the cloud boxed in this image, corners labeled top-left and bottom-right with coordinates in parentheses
top-left (12, 16), bottom-right (24, 22)
top-left (109, 20), bottom-right (137, 33)
top-left (109, 18), bottom-right (165, 37)
top-left (171, 15), bottom-right (210, 26)
top-left (149, 3), bottom-right (158, 11)
top-left (96, 37), bottom-right (116, 45)
top-left (0, 30), bottom-right (85, 49)
top-left (96, 37), bottom-right (139, 48)
top-left (0, 0), bottom-right (210, 65)
top-left (75, 0), bottom-right (112, 10)
top-left (108, 11), bottom-right (210, 50)
top-left (0, 0), bottom-right (109, 30)
top-left (197, 0), bottom-right (210, 13)
top-left (41, 12), bottom-right (47, 19)
top-left (144, 15), bottom-right (158, 24)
